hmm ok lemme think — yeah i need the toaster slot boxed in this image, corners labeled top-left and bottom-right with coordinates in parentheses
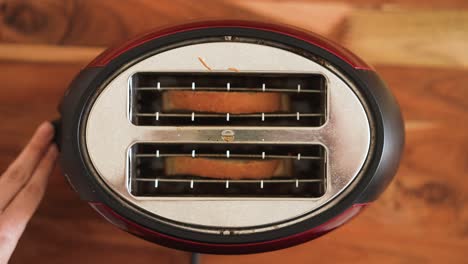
top-left (130, 72), bottom-right (326, 127)
top-left (128, 143), bottom-right (326, 198)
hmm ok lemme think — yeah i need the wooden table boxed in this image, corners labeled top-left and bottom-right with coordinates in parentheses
top-left (0, 1), bottom-right (466, 263)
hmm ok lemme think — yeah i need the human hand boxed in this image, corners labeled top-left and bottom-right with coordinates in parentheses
top-left (0, 122), bottom-right (57, 264)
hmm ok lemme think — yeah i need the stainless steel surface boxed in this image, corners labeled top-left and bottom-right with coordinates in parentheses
top-left (84, 42), bottom-right (371, 233)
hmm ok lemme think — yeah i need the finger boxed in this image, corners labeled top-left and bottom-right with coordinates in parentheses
top-left (0, 144), bottom-right (57, 262)
top-left (6, 122), bottom-right (55, 176)
top-left (0, 122), bottom-right (54, 210)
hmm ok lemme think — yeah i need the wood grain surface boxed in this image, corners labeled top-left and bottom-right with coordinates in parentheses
top-left (0, 0), bottom-right (466, 263)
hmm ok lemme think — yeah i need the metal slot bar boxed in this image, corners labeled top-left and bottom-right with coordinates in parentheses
top-left (135, 113), bottom-right (324, 118)
top-left (135, 153), bottom-right (322, 160)
top-left (135, 87), bottom-right (323, 93)
top-left (135, 178), bottom-right (323, 183)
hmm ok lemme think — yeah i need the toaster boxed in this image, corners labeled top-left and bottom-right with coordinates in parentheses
top-left (54, 21), bottom-right (404, 254)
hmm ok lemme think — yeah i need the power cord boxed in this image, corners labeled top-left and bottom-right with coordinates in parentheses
top-left (191, 252), bottom-right (200, 264)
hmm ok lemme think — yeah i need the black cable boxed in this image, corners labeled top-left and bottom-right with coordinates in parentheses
top-left (191, 252), bottom-right (200, 264)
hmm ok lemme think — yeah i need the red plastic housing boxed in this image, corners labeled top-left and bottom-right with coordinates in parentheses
top-left (88, 20), bottom-right (371, 70)
top-left (91, 203), bottom-right (366, 254)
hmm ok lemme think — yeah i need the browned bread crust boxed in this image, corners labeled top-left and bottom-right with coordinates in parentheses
top-left (163, 90), bottom-right (288, 179)
top-left (163, 91), bottom-right (283, 113)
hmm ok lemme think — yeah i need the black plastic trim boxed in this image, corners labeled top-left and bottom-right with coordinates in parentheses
top-left (354, 70), bottom-right (404, 203)
top-left (58, 68), bottom-right (105, 201)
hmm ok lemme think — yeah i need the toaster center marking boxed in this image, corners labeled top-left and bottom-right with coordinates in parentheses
top-left (221, 129), bottom-right (235, 142)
